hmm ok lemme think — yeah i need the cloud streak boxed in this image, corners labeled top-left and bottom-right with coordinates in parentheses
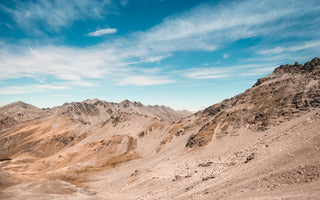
top-left (88, 28), bottom-right (117, 37)
top-left (116, 75), bottom-right (173, 86)
top-left (1, 0), bottom-right (113, 34)
top-left (0, 84), bottom-right (69, 94)
top-left (258, 40), bottom-right (320, 55)
top-left (182, 63), bottom-right (278, 79)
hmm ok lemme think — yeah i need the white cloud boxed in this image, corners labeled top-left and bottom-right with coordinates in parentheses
top-left (258, 40), bottom-right (320, 55)
top-left (137, 0), bottom-right (319, 53)
top-left (0, 84), bottom-right (69, 94)
top-left (258, 47), bottom-right (285, 55)
top-left (1, 0), bottom-right (113, 34)
top-left (88, 28), bottom-right (117, 37)
top-left (0, 45), bottom-right (116, 80)
top-left (0, 43), bottom-right (175, 88)
top-left (116, 75), bottom-right (173, 86)
top-left (183, 67), bottom-right (230, 79)
top-left (182, 63), bottom-right (277, 79)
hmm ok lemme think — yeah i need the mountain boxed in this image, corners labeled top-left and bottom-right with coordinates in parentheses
top-left (0, 58), bottom-right (319, 200)
top-left (0, 101), bottom-right (46, 130)
top-left (57, 99), bottom-right (191, 124)
top-left (186, 57), bottom-right (320, 148)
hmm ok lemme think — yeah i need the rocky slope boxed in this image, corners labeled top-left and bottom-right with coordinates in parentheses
top-left (185, 57), bottom-right (320, 148)
top-left (0, 58), bottom-right (319, 200)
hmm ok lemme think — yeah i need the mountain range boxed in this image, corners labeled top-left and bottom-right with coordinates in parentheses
top-left (0, 58), bottom-right (320, 199)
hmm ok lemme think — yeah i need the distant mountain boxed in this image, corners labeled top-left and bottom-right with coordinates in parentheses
top-left (0, 101), bottom-right (46, 130)
top-left (0, 99), bottom-right (191, 129)
top-left (56, 98), bottom-right (191, 124)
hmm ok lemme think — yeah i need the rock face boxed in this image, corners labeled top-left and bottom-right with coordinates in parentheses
top-left (272, 57), bottom-right (320, 75)
top-left (0, 58), bottom-right (319, 200)
top-left (186, 57), bottom-right (320, 148)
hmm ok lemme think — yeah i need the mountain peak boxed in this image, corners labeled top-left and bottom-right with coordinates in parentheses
top-left (253, 57), bottom-right (320, 88)
top-left (1, 101), bottom-right (39, 110)
top-left (273, 57), bottom-right (320, 75)
top-left (120, 99), bottom-right (132, 108)
top-left (0, 101), bottom-right (45, 130)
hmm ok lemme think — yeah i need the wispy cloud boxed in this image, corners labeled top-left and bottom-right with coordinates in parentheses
top-left (0, 46), bottom-right (111, 82)
top-left (0, 84), bottom-right (69, 94)
top-left (137, 0), bottom-right (320, 53)
top-left (182, 63), bottom-right (277, 79)
top-left (88, 28), bottom-right (117, 37)
top-left (258, 40), bottom-right (320, 55)
top-left (0, 44), bottom-right (173, 88)
top-left (116, 75), bottom-right (173, 86)
top-left (1, 0), bottom-right (113, 34)
top-left (182, 67), bottom-right (230, 79)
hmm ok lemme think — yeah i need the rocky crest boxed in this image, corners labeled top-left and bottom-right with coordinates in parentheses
top-left (273, 57), bottom-right (320, 75)
top-left (186, 57), bottom-right (320, 148)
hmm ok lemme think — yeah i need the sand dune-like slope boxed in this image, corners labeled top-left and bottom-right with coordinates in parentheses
top-left (0, 58), bottom-right (319, 200)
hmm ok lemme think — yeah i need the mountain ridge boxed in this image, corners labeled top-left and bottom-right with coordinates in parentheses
top-left (185, 57), bottom-right (320, 148)
top-left (0, 99), bottom-right (192, 129)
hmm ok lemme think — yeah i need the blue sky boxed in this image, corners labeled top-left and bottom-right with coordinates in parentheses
top-left (0, 0), bottom-right (320, 111)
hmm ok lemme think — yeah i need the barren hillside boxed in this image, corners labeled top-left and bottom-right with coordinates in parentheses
top-left (0, 58), bottom-right (319, 200)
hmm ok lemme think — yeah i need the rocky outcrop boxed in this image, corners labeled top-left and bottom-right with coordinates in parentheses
top-left (186, 57), bottom-right (320, 148)
top-left (273, 57), bottom-right (320, 75)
